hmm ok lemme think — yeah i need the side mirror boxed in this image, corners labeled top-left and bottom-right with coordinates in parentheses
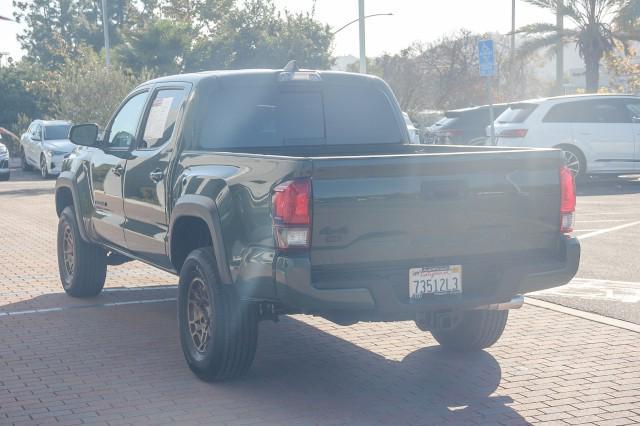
top-left (69, 124), bottom-right (99, 147)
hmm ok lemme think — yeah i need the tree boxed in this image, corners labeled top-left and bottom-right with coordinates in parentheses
top-left (12, 0), bottom-right (138, 67)
top-left (362, 31), bottom-right (547, 113)
top-left (117, 19), bottom-right (192, 75)
top-left (517, 0), bottom-right (640, 93)
top-left (0, 62), bottom-right (52, 151)
top-left (52, 46), bottom-right (151, 127)
top-left (186, 0), bottom-right (333, 71)
top-left (605, 43), bottom-right (640, 92)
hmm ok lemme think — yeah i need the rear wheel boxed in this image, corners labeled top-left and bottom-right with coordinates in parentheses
top-left (178, 248), bottom-right (258, 382)
top-left (0, 173), bottom-right (9, 181)
top-left (426, 310), bottom-right (508, 352)
top-left (57, 206), bottom-right (107, 297)
top-left (560, 146), bottom-right (585, 179)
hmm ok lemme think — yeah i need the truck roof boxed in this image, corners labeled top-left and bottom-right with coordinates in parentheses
top-left (140, 68), bottom-right (384, 89)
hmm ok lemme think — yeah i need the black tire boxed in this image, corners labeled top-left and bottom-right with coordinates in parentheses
top-left (429, 310), bottom-right (508, 352)
top-left (558, 145), bottom-right (586, 180)
top-left (0, 173), bottom-right (9, 181)
top-left (178, 248), bottom-right (258, 382)
top-left (40, 155), bottom-right (50, 179)
top-left (21, 149), bottom-right (31, 171)
top-left (57, 206), bottom-right (107, 297)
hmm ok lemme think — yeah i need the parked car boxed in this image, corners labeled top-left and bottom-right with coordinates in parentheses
top-left (0, 138), bottom-right (9, 181)
top-left (426, 104), bottom-right (508, 145)
top-left (55, 64), bottom-right (579, 382)
top-left (492, 94), bottom-right (640, 178)
top-left (20, 120), bottom-right (74, 178)
top-left (403, 112), bottom-right (421, 144)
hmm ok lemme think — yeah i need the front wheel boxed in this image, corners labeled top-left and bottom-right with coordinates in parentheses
top-left (426, 309), bottom-right (508, 352)
top-left (178, 248), bottom-right (258, 382)
top-left (57, 206), bottom-right (107, 297)
top-left (40, 155), bottom-right (50, 179)
top-left (21, 149), bottom-right (31, 171)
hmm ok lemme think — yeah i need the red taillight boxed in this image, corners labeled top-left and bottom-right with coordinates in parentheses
top-left (499, 128), bottom-right (528, 138)
top-left (272, 179), bottom-right (311, 249)
top-left (560, 166), bottom-right (576, 233)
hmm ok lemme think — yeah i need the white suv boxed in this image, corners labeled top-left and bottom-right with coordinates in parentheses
top-left (492, 94), bottom-right (640, 178)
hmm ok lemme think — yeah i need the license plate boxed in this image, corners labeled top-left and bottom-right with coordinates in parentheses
top-left (409, 265), bottom-right (462, 300)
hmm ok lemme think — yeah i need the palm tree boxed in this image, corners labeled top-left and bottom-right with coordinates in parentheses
top-left (517, 0), bottom-right (640, 93)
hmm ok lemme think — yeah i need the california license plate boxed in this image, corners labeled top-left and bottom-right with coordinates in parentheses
top-left (409, 265), bottom-right (462, 300)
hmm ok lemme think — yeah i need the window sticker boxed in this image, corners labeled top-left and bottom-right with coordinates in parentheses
top-left (144, 97), bottom-right (174, 141)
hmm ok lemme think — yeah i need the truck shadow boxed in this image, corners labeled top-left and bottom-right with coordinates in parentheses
top-left (241, 316), bottom-right (523, 424)
top-left (0, 292), bottom-right (526, 424)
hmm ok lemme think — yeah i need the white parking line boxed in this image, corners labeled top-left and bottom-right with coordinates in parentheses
top-left (575, 219), bottom-right (627, 223)
top-left (531, 278), bottom-right (640, 304)
top-left (103, 285), bottom-right (177, 292)
top-left (0, 297), bottom-right (176, 317)
top-left (577, 221), bottom-right (640, 240)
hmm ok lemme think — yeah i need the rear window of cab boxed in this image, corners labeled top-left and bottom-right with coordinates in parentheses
top-left (195, 82), bottom-right (405, 149)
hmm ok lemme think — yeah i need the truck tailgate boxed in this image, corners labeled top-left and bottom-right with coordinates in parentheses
top-left (310, 150), bottom-right (563, 268)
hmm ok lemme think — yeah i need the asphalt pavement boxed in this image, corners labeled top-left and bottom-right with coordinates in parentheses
top-left (530, 175), bottom-right (640, 324)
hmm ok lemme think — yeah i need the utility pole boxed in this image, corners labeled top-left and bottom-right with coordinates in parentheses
top-left (556, 0), bottom-right (564, 95)
top-left (102, 0), bottom-right (110, 67)
top-left (511, 0), bottom-right (516, 61)
top-left (510, 0), bottom-right (516, 99)
top-left (358, 0), bottom-right (366, 74)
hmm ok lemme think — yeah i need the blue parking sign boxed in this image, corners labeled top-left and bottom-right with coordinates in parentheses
top-left (478, 39), bottom-right (495, 77)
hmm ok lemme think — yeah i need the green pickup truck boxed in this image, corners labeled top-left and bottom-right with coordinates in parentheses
top-left (55, 64), bottom-right (580, 381)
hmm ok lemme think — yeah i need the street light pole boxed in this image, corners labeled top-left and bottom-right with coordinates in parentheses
top-left (102, 0), bottom-right (110, 67)
top-left (358, 0), bottom-right (366, 74)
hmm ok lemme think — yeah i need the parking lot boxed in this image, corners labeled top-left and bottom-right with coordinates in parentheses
top-left (1, 170), bottom-right (640, 425)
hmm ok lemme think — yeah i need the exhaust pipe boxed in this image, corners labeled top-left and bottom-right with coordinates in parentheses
top-left (476, 295), bottom-right (524, 311)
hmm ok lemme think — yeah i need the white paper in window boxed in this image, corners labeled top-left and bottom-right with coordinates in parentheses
top-left (144, 97), bottom-right (173, 141)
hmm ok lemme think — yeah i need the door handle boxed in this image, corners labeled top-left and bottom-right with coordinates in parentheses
top-left (111, 164), bottom-right (124, 177)
top-left (149, 169), bottom-right (164, 183)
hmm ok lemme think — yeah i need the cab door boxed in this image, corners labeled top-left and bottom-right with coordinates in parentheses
top-left (90, 90), bottom-right (150, 248)
top-left (122, 85), bottom-right (190, 268)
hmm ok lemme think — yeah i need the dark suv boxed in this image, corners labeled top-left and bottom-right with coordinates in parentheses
top-left (427, 104), bottom-right (508, 145)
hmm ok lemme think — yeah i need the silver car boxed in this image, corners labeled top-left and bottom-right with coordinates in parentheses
top-left (20, 120), bottom-right (74, 178)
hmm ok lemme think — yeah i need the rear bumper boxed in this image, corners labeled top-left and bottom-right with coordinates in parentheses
top-left (274, 237), bottom-right (580, 321)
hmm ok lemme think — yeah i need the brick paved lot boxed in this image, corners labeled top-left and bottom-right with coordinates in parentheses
top-left (1, 171), bottom-right (640, 425)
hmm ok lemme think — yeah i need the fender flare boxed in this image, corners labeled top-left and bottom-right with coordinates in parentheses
top-left (55, 173), bottom-right (90, 242)
top-left (168, 194), bottom-right (232, 285)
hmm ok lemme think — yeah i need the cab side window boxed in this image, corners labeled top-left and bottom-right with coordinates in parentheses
top-left (139, 88), bottom-right (186, 149)
top-left (107, 92), bottom-right (148, 149)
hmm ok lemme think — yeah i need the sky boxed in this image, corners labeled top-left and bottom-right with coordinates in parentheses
top-left (0, 0), bottom-right (558, 62)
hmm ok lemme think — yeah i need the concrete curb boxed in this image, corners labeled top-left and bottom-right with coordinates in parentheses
top-left (525, 297), bottom-right (640, 333)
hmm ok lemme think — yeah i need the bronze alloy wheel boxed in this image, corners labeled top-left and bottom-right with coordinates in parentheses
top-left (62, 223), bottom-right (75, 277)
top-left (187, 277), bottom-right (213, 353)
